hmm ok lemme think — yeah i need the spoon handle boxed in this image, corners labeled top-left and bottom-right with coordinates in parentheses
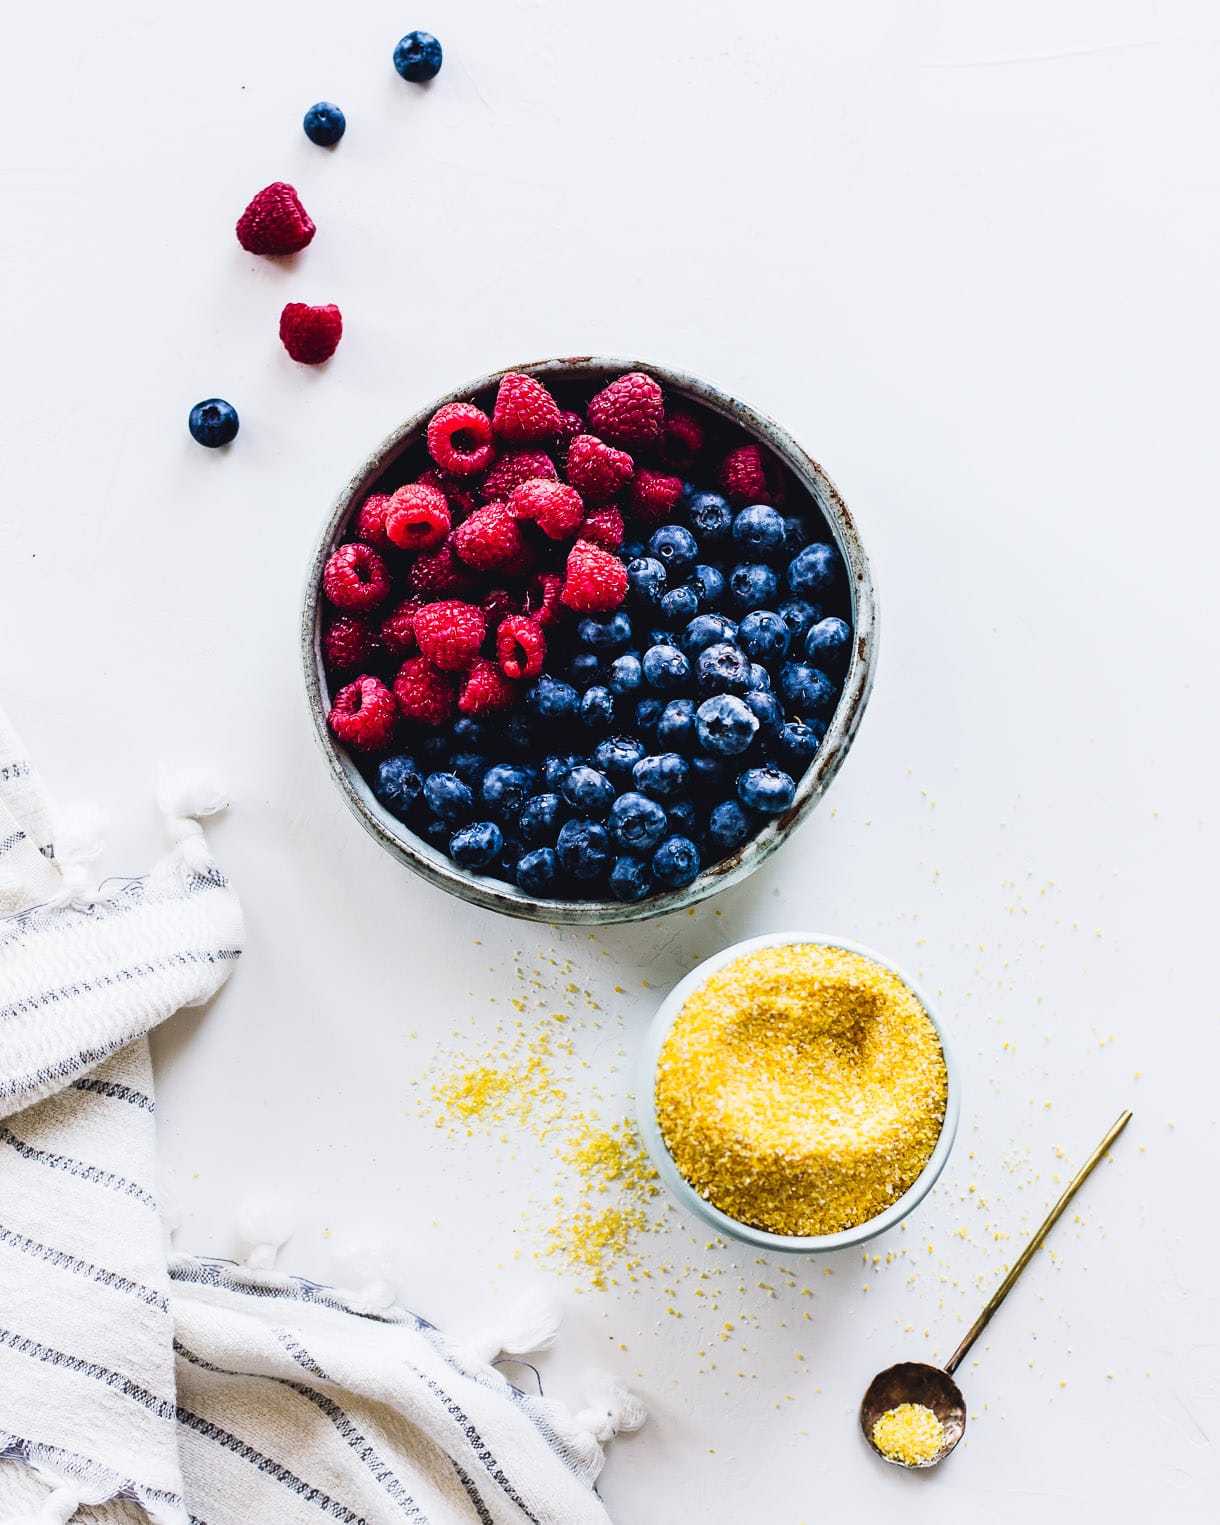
top-left (944, 1108), bottom-right (1132, 1376)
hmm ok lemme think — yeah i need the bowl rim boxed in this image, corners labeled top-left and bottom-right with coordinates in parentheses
top-left (634, 931), bottom-right (961, 1253)
top-left (301, 356), bottom-right (878, 924)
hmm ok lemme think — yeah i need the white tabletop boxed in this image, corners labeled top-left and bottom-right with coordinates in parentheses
top-left (2, 2), bottom-right (1217, 1520)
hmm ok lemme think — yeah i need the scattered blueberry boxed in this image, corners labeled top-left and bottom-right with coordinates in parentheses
top-left (527, 676), bottom-right (580, 722)
top-left (778, 598), bottom-right (823, 643)
top-left (556, 818), bottom-right (612, 879)
top-left (423, 771), bottom-right (473, 823)
top-left (519, 793), bottom-right (563, 845)
top-left (633, 752), bottom-right (689, 800)
top-left (449, 750), bottom-right (488, 788)
top-left (690, 564), bottom-right (726, 608)
top-left (665, 799), bottom-right (699, 838)
top-left (568, 651), bottom-right (602, 688)
top-left (689, 753), bottom-right (728, 793)
top-left (607, 791), bottom-right (668, 852)
top-left (562, 766), bottom-right (616, 817)
top-left (516, 846), bottom-right (559, 896)
top-left (696, 642), bottom-right (752, 695)
top-left (480, 763), bottom-right (535, 823)
top-left (782, 514), bottom-right (811, 554)
top-left (728, 562), bottom-right (780, 611)
top-left (708, 799), bottom-right (752, 855)
top-left (652, 834), bottom-right (701, 889)
top-left (787, 542), bottom-right (838, 596)
top-left (593, 735), bottom-right (646, 780)
top-left (642, 643), bottom-right (691, 690)
top-left (609, 854), bottom-right (652, 902)
top-left (449, 820), bottom-right (503, 868)
top-left (580, 685), bottom-right (616, 729)
top-left (659, 585), bottom-right (700, 624)
top-left (778, 662), bottom-right (838, 716)
top-left (687, 492), bottom-right (733, 542)
top-left (188, 398), bottom-right (239, 448)
top-left (681, 613), bottom-right (737, 657)
top-left (696, 694), bottom-right (759, 756)
top-left (393, 30), bottom-right (443, 82)
top-left (745, 687), bottom-right (784, 736)
top-left (732, 503), bottom-right (787, 556)
top-left (374, 755), bottom-right (423, 819)
top-left (626, 556), bottom-right (667, 607)
top-left (804, 615), bottom-right (852, 669)
top-left (657, 698), bottom-right (697, 752)
top-left (634, 696), bottom-right (665, 739)
top-left (608, 653), bottom-right (643, 696)
top-left (737, 766), bottom-right (796, 815)
top-left (579, 612), bottom-right (633, 653)
top-left (776, 719), bottom-right (824, 772)
top-left (648, 524), bottom-right (699, 578)
top-left (737, 610), bottom-right (791, 663)
top-left (543, 752), bottom-right (583, 791)
top-left (748, 662), bottom-right (772, 692)
top-left (303, 101), bottom-right (346, 146)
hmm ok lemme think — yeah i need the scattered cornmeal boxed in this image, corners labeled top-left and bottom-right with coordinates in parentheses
top-left (871, 1403), bottom-right (945, 1466)
top-left (655, 944), bottom-right (947, 1236)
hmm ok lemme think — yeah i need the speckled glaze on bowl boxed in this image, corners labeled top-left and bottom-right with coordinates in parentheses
top-left (302, 358), bottom-right (877, 923)
top-left (635, 933), bottom-right (960, 1252)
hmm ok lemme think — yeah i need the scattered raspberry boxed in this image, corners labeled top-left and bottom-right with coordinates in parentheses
top-left (323, 615), bottom-right (379, 674)
top-left (453, 503), bottom-right (529, 573)
top-left (415, 467), bottom-right (479, 519)
top-left (491, 372), bottom-right (561, 442)
top-left (458, 659), bottom-right (518, 716)
top-left (327, 675), bottom-right (397, 753)
top-left (385, 483), bottom-right (451, 551)
top-left (565, 434), bottom-right (634, 502)
top-left (560, 539), bottom-right (628, 613)
top-left (407, 541), bottom-right (481, 599)
top-left (353, 493), bottom-right (393, 551)
top-left (587, 371), bottom-right (663, 448)
top-left (393, 656), bottom-right (456, 726)
top-left (508, 478), bottom-right (585, 540)
top-left (279, 302), bottom-right (342, 363)
top-left (719, 442), bottom-right (785, 506)
top-left (496, 615), bottom-right (546, 680)
top-left (580, 504), bottom-right (625, 550)
top-left (523, 571), bottom-right (565, 627)
top-left (379, 598), bottom-right (422, 657)
top-left (554, 409), bottom-right (584, 468)
top-left (627, 468), bottom-right (684, 526)
top-left (426, 402), bottom-right (495, 476)
top-left (480, 588), bottom-right (521, 631)
top-left (480, 448), bottom-right (557, 502)
top-left (236, 182), bottom-right (316, 256)
top-left (412, 600), bottom-right (486, 671)
top-left (659, 407), bottom-right (704, 470)
top-left (322, 542), bottom-right (391, 611)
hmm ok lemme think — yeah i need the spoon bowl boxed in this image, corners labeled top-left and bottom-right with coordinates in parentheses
top-left (859, 1362), bottom-right (965, 1468)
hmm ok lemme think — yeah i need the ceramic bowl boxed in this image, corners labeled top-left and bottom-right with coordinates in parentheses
top-left (635, 933), bottom-right (960, 1252)
top-left (302, 358), bottom-right (877, 924)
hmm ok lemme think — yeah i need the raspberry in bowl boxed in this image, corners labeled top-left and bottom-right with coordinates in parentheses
top-left (302, 359), bottom-right (876, 923)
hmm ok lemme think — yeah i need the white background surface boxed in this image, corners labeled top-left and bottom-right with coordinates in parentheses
top-left (2, 2), bottom-right (1218, 1520)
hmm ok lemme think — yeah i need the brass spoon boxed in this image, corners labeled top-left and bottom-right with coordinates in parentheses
top-left (860, 1108), bottom-right (1132, 1468)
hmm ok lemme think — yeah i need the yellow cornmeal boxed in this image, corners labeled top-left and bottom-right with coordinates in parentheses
top-left (655, 944), bottom-right (947, 1236)
top-left (871, 1403), bottom-right (945, 1465)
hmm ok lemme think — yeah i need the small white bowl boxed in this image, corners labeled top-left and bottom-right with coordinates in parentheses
top-left (635, 932), bottom-right (961, 1254)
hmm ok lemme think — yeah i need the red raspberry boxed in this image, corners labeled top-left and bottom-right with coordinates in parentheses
top-left (587, 371), bottom-right (663, 448)
top-left (580, 505), bottom-right (625, 551)
top-left (236, 182), bottom-right (316, 256)
top-left (481, 448), bottom-right (557, 502)
top-left (496, 615), bottom-right (546, 680)
top-left (508, 478), bottom-right (585, 540)
top-left (626, 468), bottom-right (684, 527)
top-left (415, 467), bottom-right (479, 519)
top-left (491, 372), bottom-right (561, 443)
top-left (379, 598), bottom-right (422, 657)
top-left (566, 434), bottom-right (634, 502)
top-left (407, 541), bottom-right (481, 599)
top-left (554, 409), bottom-right (584, 468)
top-left (328, 675), bottom-right (397, 753)
top-left (393, 656), bottom-right (456, 726)
top-left (659, 407), bottom-right (704, 470)
top-left (412, 600), bottom-right (486, 671)
top-left (523, 572), bottom-right (565, 627)
top-left (480, 588), bottom-right (521, 631)
top-left (426, 402), bottom-right (495, 476)
top-left (322, 543), bottom-right (391, 611)
top-left (323, 615), bottom-right (380, 674)
top-left (453, 503), bottom-right (529, 573)
top-left (279, 302), bottom-right (342, 364)
top-left (458, 659), bottom-right (518, 717)
top-left (385, 483), bottom-right (451, 551)
top-left (560, 539), bottom-right (628, 614)
top-left (719, 443), bottom-right (786, 507)
top-left (353, 493), bottom-right (393, 551)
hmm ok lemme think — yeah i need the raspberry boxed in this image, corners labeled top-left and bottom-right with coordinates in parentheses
top-left (508, 478), bottom-right (585, 540)
top-left (491, 372), bottom-right (561, 442)
top-left (323, 614), bottom-right (379, 674)
top-left (415, 466), bottom-right (480, 519)
top-left (327, 675), bottom-right (397, 753)
top-left (719, 443), bottom-right (785, 507)
top-left (480, 588), bottom-right (521, 631)
top-left (560, 539), bottom-right (628, 614)
top-left (379, 598), bottom-right (422, 656)
top-left (393, 656), bottom-right (456, 726)
top-left (458, 659), bottom-right (518, 717)
top-left (279, 302), bottom-right (342, 364)
top-left (580, 504), bottom-right (624, 550)
top-left (587, 371), bottom-right (663, 448)
top-left (626, 468), bottom-right (684, 526)
top-left (426, 402), bottom-right (495, 476)
top-left (353, 493), bottom-right (393, 551)
top-left (565, 434), bottom-right (634, 502)
top-left (384, 483), bottom-right (451, 551)
top-left (236, 182), bottom-right (316, 256)
top-left (554, 409), bottom-right (584, 467)
top-left (322, 542), bottom-right (391, 611)
top-left (453, 503), bottom-right (529, 573)
top-left (412, 600), bottom-right (486, 671)
top-left (481, 448), bottom-right (557, 502)
top-left (659, 407), bottom-right (704, 470)
top-left (496, 615), bottom-right (546, 679)
top-left (523, 571), bottom-right (565, 627)
top-left (407, 541), bottom-right (481, 599)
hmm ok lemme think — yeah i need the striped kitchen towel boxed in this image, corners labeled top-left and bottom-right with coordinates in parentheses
top-left (0, 705), bottom-right (638, 1524)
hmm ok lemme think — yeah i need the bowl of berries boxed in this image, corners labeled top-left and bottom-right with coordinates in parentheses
top-left (303, 358), bottom-right (875, 922)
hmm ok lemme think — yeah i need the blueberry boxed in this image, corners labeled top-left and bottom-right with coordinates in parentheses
top-left (665, 799), bottom-right (700, 838)
top-left (562, 766), bottom-right (616, 817)
top-left (608, 653), bottom-right (643, 696)
top-left (708, 799), bottom-right (753, 855)
top-left (778, 662), bottom-right (838, 716)
top-left (580, 685), bottom-right (615, 729)
top-left (451, 717), bottom-right (488, 749)
top-left (696, 694), bottom-right (759, 756)
top-left (626, 556), bottom-right (668, 607)
top-left (374, 755), bottom-right (424, 819)
top-left (736, 610), bottom-right (790, 664)
top-left (744, 688), bottom-right (784, 737)
top-left (748, 662), bottom-right (771, 692)
top-left (303, 101), bottom-right (345, 146)
top-left (516, 847), bottom-right (559, 896)
top-left (778, 598), bottom-right (823, 643)
top-left (555, 819), bottom-right (612, 880)
top-left (498, 836), bottom-right (524, 877)
top-left (652, 835), bottom-right (701, 889)
top-left (648, 524), bottom-right (699, 578)
top-left (543, 752), bottom-right (584, 791)
top-left (732, 503), bottom-right (787, 557)
top-left (449, 820), bottom-right (503, 869)
top-left (578, 611), bottom-right (633, 653)
top-left (519, 792), bottom-right (563, 845)
top-left (657, 698), bottom-right (697, 752)
top-left (422, 818), bottom-right (452, 851)
top-left (776, 719), bottom-right (825, 773)
top-left (449, 751), bottom-right (489, 788)
top-left (689, 753), bottom-right (728, 793)
top-left (621, 540), bottom-right (646, 561)
top-left (634, 696), bottom-right (665, 739)
top-left (633, 752), bottom-right (689, 800)
top-left (188, 398), bottom-right (239, 448)
top-left (607, 791), bottom-right (668, 852)
top-left (690, 564), bottom-right (726, 608)
top-left (393, 30), bottom-right (443, 82)
top-left (480, 763), bottom-right (535, 823)
top-left (424, 771), bottom-right (474, 823)
top-left (592, 735), bottom-right (646, 780)
top-left (659, 585), bottom-right (700, 625)
top-left (609, 855), bottom-right (652, 902)
top-left (696, 642), bottom-right (752, 695)
top-left (737, 766), bottom-right (796, 815)
top-left (728, 562), bottom-right (780, 611)
top-left (527, 675), bottom-right (580, 722)
top-left (804, 616), bottom-right (852, 669)
top-left (681, 613), bottom-right (737, 657)
top-left (787, 542), bottom-right (839, 597)
top-left (782, 514), bottom-right (811, 554)
top-left (568, 652), bottom-right (602, 688)
top-left (687, 492), bottom-right (733, 543)
top-left (642, 643), bottom-right (691, 690)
